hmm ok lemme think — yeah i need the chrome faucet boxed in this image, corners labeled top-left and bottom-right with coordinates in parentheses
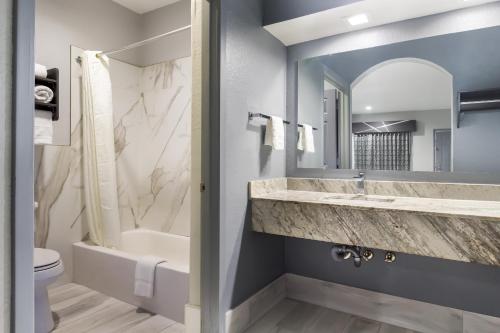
top-left (353, 172), bottom-right (366, 195)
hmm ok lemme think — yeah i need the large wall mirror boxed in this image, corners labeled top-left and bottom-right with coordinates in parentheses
top-left (297, 26), bottom-right (500, 174)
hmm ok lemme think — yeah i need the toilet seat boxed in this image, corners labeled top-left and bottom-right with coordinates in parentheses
top-left (34, 248), bottom-right (60, 270)
top-left (34, 248), bottom-right (63, 280)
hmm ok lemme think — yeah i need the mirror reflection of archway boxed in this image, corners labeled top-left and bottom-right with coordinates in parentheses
top-left (351, 58), bottom-right (453, 172)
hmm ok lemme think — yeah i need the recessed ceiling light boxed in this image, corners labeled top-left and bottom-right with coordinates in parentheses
top-left (347, 14), bottom-right (369, 26)
top-left (365, 105), bottom-right (373, 111)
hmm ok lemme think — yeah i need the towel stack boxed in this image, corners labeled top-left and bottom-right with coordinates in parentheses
top-left (34, 63), bottom-right (54, 145)
top-left (35, 85), bottom-right (54, 103)
top-left (35, 63), bottom-right (47, 79)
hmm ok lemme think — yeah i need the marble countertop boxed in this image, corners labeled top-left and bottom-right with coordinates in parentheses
top-left (252, 190), bottom-right (500, 222)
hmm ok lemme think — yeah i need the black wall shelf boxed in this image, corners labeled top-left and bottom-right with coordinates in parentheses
top-left (458, 88), bottom-right (500, 128)
top-left (35, 68), bottom-right (59, 121)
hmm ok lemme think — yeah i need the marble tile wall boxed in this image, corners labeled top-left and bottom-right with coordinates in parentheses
top-left (365, 180), bottom-right (500, 201)
top-left (284, 177), bottom-right (500, 201)
top-left (286, 178), bottom-right (359, 194)
top-left (35, 47), bottom-right (192, 281)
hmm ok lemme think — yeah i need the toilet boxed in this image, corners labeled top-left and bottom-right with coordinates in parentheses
top-left (34, 248), bottom-right (64, 333)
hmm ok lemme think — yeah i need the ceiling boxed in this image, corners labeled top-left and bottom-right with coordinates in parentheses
top-left (352, 60), bottom-right (452, 115)
top-left (112, 0), bottom-right (182, 14)
top-left (264, 0), bottom-right (500, 46)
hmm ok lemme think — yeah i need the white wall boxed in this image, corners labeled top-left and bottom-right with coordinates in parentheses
top-left (352, 109), bottom-right (451, 172)
top-left (140, 0), bottom-right (191, 66)
top-left (0, 0), bottom-right (12, 330)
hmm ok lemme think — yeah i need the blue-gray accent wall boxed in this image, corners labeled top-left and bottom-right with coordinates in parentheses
top-left (316, 26), bottom-right (500, 173)
top-left (219, 0), bottom-right (500, 323)
top-left (219, 0), bottom-right (286, 327)
top-left (285, 25), bottom-right (500, 317)
top-left (263, 0), bottom-right (362, 26)
top-left (286, 238), bottom-right (500, 317)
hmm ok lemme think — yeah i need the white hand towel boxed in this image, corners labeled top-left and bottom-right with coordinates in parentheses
top-left (34, 85), bottom-right (54, 103)
top-left (303, 124), bottom-right (315, 153)
top-left (34, 110), bottom-right (53, 145)
top-left (298, 124), bottom-right (315, 153)
top-left (35, 64), bottom-right (47, 78)
top-left (134, 255), bottom-right (166, 298)
top-left (264, 116), bottom-right (285, 150)
top-left (297, 127), bottom-right (305, 151)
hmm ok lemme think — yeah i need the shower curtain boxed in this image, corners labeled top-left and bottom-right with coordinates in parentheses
top-left (353, 132), bottom-right (411, 171)
top-left (81, 51), bottom-right (121, 248)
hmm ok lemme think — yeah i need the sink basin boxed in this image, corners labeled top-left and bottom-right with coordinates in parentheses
top-left (325, 194), bottom-right (395, 203)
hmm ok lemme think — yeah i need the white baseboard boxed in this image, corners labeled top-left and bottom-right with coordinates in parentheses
top-left (185, 304), bottom-right (201, 333)
top-left (225, 275), bottom-right (286, 333)
top-left (225, 273), bottom-right (500, 333)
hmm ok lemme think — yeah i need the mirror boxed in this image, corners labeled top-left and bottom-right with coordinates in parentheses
top-left (297, 26), bottom-right (500, 173)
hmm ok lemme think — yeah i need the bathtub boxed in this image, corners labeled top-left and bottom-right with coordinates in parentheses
top-left (73, 229), bottom-right (189, 323)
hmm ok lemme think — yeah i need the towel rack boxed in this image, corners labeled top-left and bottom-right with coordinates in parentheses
top-left (248, 112), bottom-right (290, 124)
top-left (35, 68), bottom-right (59, 121)
top-left (248, 112), bottom-right (318, 130)
top-left (457, 88), bottom-right (500, 127)
top-left (298, 124), bottom-right (319, 131)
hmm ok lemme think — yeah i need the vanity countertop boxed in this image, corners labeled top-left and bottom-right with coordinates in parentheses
top-left (250, 178), bottom-right (500, 266)
top-left (252, 189), bottom-right (500, 222)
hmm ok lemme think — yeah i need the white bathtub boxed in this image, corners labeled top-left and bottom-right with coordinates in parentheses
top-left (73, 229), bottom-right (189, 323)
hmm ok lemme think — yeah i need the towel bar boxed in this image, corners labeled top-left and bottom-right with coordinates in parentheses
top-left (248, 112), bottom-right (318, 130)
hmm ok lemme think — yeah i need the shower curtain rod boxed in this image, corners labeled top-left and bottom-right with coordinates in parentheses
top-left (103, 25), bottom-right (191, 56)
top-left (76, 25), bottom-right (191, 62)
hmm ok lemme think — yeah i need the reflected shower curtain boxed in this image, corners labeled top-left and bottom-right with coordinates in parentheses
top-left (81, 51), bottom-right (121, 248)
top-left (353, 132), bottom-right (411, 171)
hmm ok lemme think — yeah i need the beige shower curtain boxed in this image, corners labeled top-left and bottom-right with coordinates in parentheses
top-left (81, 51), bottom-right (121, 248)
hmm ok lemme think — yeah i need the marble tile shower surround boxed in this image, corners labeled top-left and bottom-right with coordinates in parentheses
top-left (35, 55), bottom-right (191, 282)
top-left (287, 178), bottom-right (500, 201)
top-left (250, 178), bottom-right (500, 266)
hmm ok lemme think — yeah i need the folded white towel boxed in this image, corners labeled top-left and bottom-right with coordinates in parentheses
top-left (264, 116), bottom-right (285, 150)
top-left (34, 110), bottom-right (53, 145)
top-left (297, 124), bottom-right (315, 153)
top-left (34, 85), bottom-right (54, 103)
top-left (35, 64), bottom-right (47, 78)
top-left (134, 255), bottom-right (166, 298)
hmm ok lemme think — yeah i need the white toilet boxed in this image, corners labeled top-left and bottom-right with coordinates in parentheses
top-left (34, 248), bottom-right (64, 333)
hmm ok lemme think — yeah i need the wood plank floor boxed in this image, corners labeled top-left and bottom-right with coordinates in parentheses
top-left (48, 283), bottom-right (185, 333)
top-left (245, 299), bottom-right (421, 333)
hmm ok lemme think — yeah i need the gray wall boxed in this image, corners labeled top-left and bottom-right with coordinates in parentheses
top-left (316, 26), bottom-right (500, 173)
top-left (284, 11), bottom-right (500, 318)
top-left (286, 3), bottom-right (500, 177)
top-left (0, 0), bottom-right (12, 330)
top-left (219, 0), bottom-right (286, 326)
top-left (286, 238), bottom-right (500, 317)
top-left (263, 0), bottom-right (361, 26)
